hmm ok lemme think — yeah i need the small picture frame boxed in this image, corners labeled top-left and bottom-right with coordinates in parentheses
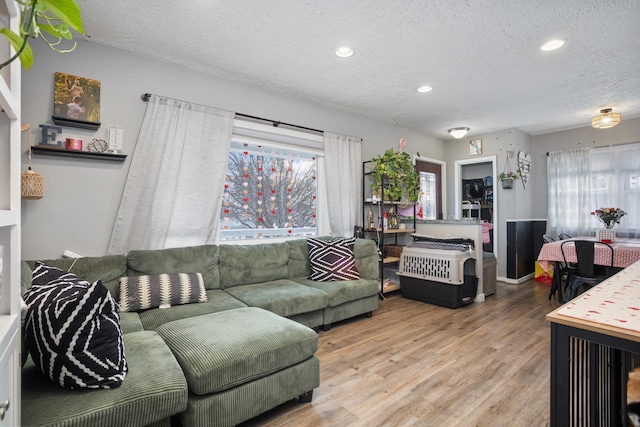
top-left (108, 125), bottom-right (124, 153)
top-left (470, 139), bottom-right (482, 155)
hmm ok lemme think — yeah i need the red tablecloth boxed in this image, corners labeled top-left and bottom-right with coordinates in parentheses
top-left (537, 237), bottom-right (640, 271)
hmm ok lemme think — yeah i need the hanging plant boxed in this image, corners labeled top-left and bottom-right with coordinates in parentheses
top-left (497, 157), bottom-right (521, 189)
top-left (371, 142), bottom-right (419, 203)
top-left (0, 0), bottom-right (84, 70)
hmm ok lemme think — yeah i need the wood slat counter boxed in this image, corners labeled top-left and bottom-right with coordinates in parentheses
top-left (547, 260), bottom-right (640, 426)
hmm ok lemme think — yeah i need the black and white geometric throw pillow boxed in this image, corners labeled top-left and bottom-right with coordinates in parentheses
top-left (118, 272), bottom-right (208, 312)
top-left (23, 262), bottom-right (127, 389)
top-left (307, 237), bottom-right (360, 281)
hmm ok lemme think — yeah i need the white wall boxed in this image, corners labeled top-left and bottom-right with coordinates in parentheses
top-left (445, 128), bottom-right (532, 277)
top-left (21, 40), bottom-right (445, 259)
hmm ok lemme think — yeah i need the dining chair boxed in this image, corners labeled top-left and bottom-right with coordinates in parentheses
top-left (558, 233), bottom-right (572, 240)
top-left (560, 240), bottom-right (615, 302)
top-left (543, 234), bottom-right (555, 243)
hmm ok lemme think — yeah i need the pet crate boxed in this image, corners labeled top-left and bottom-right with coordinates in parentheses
top-left (397, 244), bottom-right (478, 309)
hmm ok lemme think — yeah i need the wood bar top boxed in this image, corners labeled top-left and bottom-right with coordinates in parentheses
top-left (547, 259), bottom-right (640, 343)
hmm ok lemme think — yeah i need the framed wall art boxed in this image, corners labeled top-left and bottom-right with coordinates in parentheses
top-left (52, 72), bottom-right (101, 130)
top-left (469, 139), bottom-right (482, 155)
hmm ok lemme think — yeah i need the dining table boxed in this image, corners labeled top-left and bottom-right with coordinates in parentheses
top-left (537, 236), bottom-right (640, 302)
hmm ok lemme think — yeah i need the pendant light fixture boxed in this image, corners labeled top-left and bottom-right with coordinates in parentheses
top-left (21, 124), bottom-right (45, 200)
top-left (448, 127), bottom-right (470, 139)
top-left (591, 108), bottom-right (621, 129)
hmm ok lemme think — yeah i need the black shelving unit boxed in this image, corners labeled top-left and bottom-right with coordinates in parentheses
top-left (362, 160), bottom-right (416, 296)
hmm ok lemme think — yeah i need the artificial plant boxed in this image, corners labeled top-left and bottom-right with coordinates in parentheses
top-left (0, 0), bottom-right (84, 70)
top-left (371, 148), bottom-right (420, 203)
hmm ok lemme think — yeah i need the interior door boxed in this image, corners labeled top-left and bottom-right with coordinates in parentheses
top-left (415, 160), bottom-right (443, 220)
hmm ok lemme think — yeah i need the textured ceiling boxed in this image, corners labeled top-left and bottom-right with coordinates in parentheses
top-left (77, 0), bottom-right (640, 140)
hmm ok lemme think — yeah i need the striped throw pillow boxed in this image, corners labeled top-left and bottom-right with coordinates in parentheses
top-left (307, 237), bottom-right (360, 281)
top-left (23, 262), bottom-right (127, 389)
top-left (119, 273), bottom-right (208, 312)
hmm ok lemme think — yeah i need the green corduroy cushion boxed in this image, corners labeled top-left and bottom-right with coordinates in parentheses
top-left (223, 279), bottom-right (328, 317)
top-left (127, 245), bottom-right (221, 290)
top-left (219, 242), bottom-right (290, 287)
top-left (293, 276), bottom-right (379, 306)
top-left (138, 290), bottom-right (247, 331)
top-left (21, 331), bottom-right (188, 427)
top-left (25, 255), bottom-right (128, 299)
top-left (156, 307), bottom-right (318, 396)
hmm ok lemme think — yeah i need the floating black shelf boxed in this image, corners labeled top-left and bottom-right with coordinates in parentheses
top-left (51, 116), bottom-right (101, 130)
top-left (32, 145), bottom-right (127, 162)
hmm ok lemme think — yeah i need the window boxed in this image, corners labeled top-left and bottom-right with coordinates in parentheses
top-left (547, 143), bottom-right (640, 238)
top-left (220, 121), bottom-right (324, 241)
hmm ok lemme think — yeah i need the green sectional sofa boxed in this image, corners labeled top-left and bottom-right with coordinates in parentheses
top-left (21, 237), bottom-right (379, 427)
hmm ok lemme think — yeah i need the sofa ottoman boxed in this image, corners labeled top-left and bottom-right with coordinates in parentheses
top-left (21, 330), bottom-right (189, 427)
top-left (156, 307), bottom-right (320, 427)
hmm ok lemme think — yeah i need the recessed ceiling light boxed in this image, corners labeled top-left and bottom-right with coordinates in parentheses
top-left (541, 39), bottom-right (565, 51)
top-left (417, 85), bottom-right (433, 93)
top-left (335, 46), bottom-right (354, 58)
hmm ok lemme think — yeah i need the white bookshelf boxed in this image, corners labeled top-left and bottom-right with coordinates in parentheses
top-left (0, 1), bottom-right (21, 425)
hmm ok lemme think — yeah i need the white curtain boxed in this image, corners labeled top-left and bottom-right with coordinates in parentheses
top-left (107, 95), bottom-right (234, 253)
top-left (547, 143), bottom-right (640, 239)
top-left (322, 132), bottom-right (362, 237)
top-left (547, 148), bottom-right (592, 236)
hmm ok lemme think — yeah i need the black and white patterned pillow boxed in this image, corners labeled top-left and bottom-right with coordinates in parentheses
top-left (307, 237), bottom-right (360, 281)
top-left (23, 262), bottom-right (127, 389)
top-left (118, 272), bottom-right (208, 312)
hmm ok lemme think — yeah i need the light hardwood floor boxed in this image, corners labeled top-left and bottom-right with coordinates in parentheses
top-left (240, 280), bottom-right (560, 427)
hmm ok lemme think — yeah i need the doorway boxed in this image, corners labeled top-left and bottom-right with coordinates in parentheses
top-left (415, 156), bottom-right (446, 220)
top-left (455, 156), bottom-right (497, 255)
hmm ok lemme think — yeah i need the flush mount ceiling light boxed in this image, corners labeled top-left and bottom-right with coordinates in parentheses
top-left (592, 108), bottom-right (622, 129)
top-left (416, 85), bottom-right (433, 93)
top-left (448, 127), bottom-right (470, 139)
top-left (335, 46), bottom-right (354, 57)
top-left (541, 39), bottom-right (565, 51)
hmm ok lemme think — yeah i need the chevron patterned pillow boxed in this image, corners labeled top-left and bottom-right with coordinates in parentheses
top-left (307, 237), bottom-right (360, 281)
top-left (118, 272), bottom-right (208, 312)
top-left (23, 262), bottom-right (127, 389)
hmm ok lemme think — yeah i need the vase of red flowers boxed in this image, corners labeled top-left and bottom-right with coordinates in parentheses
top-left (592, 207), bottom-right (626, 242)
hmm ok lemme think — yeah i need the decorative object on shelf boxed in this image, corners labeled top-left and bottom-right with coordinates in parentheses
top-left (497, 157), bottom-right (521, 189)
top-left (21, 148), bottom-right (44, 200)
top-left (108, 125), bottom-right (124, 153)
top-left (367, 207), bottom-right (375, 230)
top-left (517, 151), bottom-right (531, 189)
top-left (592, 108), bottom-right (622, 129)
top-left (87, 138), bottom-right (108, 153)
top-left (448, 127), bottom-right (469, 139)
top-left (65, 138), bottom-right (82, 151)
top-left (469, 139), bottom-right (482, 155)
top-left (39, 124), bottom-right (62, 147)
top-left (387, 206), bottom-right (400, 229)
top-left (0, 0), bottom-right (84, 70)
top-left (370, 139), bottom-right (419, 202)
top-left (383, 244), bottom-right (404, 258)
top-left (52, 72), bottom-right (101, 130)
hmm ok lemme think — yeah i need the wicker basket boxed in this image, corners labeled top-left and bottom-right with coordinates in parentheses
top-left (21, 168), bottom-right (44, 200)
top-left (384, 244), bottom-right (404, 258)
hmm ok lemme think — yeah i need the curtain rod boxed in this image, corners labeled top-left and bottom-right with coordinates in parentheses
top-left (141, 93), bottom-right (324, 134)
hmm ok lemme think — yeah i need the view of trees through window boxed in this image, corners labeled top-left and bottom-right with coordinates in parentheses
top-left (220, 141), bottom-right (318, 240)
